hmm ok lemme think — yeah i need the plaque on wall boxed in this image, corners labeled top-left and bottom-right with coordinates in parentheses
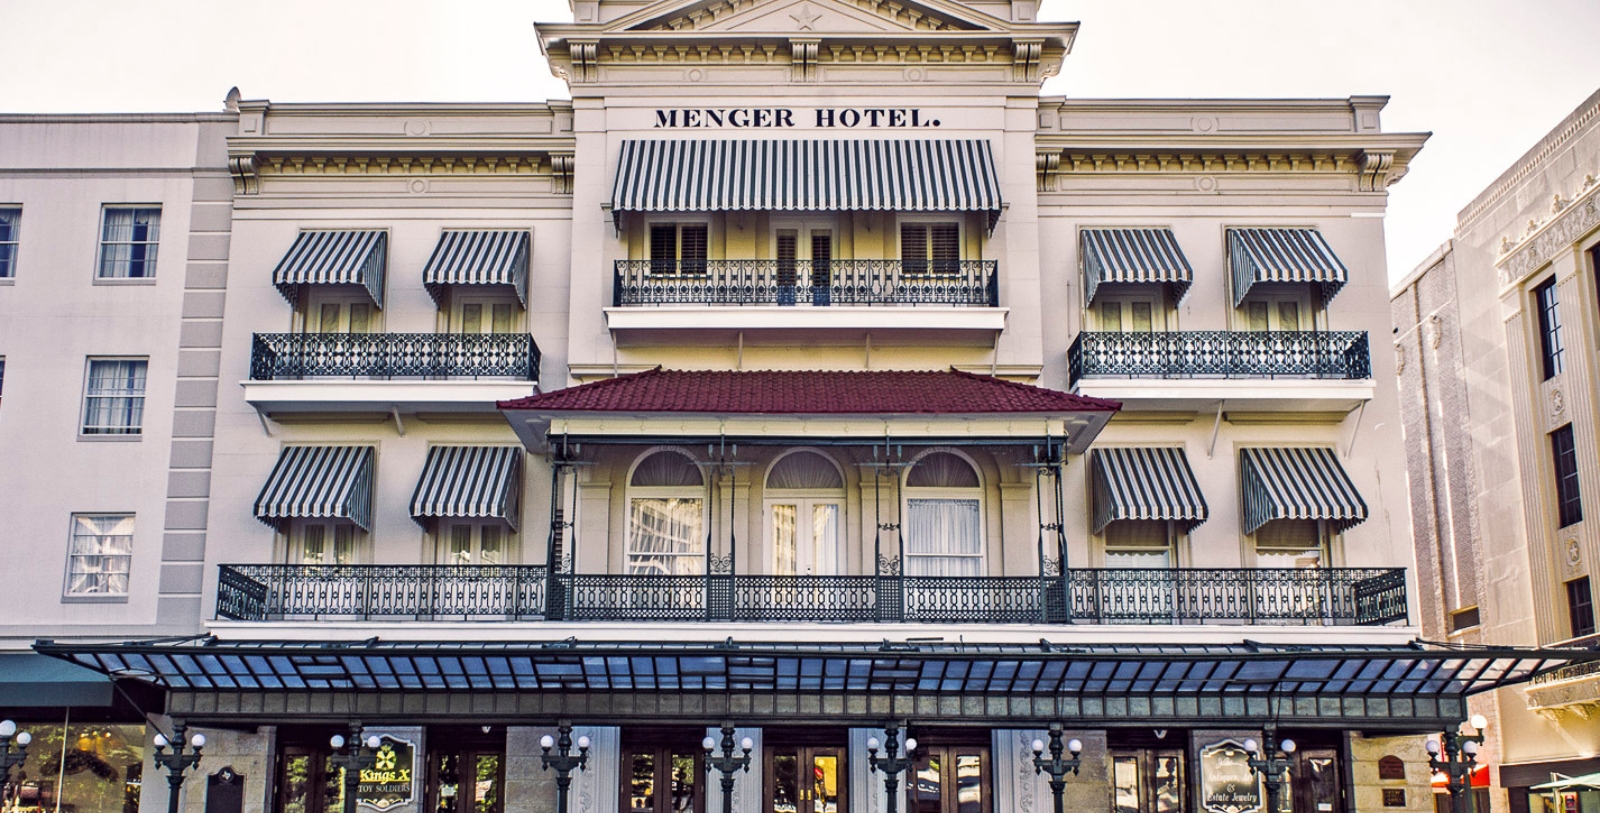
top-left (359, 735), bottom-right (417, 812)
top-left (1378, 756), bottom-right (1405, 781)
top-left (1383, 789), bottom-right (1407, 807)
top-left (1200, 740), bottom-right (1264, 813)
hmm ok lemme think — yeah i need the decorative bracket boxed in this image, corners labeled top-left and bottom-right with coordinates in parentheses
top-left (569, 40), bottom-right (600, 83)
top-left (229, 154), bottom-right (259, 195)
top-left (791, 38), bottom-right (820, 83)
top-left (1013, 39), bottom-right (1043, 83)
top-left (1358, 150), bottom-right (1398, 192)
top-left (550, 152), bottom-right (575, 195)
top-left (1036, 150), bottom-right (1061, 193)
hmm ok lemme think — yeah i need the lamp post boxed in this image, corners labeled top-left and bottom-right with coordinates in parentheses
top-left (1428, 714), bottom-right (1489, 813)
top-left (701, 723), bottom-right (754, 813)
top-left (866, 724), bottom-right (918, 813)
top-left (151, 721), bottom-right (207, 813)
top-left (327, 725), bottom-right (383, 813)
top-left (539, 721), bottom-right (591, 813)
top-left (0, 721), bottom-right (32, 786)
top-left (1030, 724), bottom-right (1084, 813)
top-left (1243, 727), bottom-right (1297, 813)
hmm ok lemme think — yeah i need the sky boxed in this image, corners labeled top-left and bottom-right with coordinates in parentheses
top-left (3, 0), bottom-right (1599, 282)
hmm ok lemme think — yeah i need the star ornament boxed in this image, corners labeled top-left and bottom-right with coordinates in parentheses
top-left (791, 4), bottom-right (822, 30)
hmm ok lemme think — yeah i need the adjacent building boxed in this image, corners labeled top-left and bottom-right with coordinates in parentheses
top-left (1394, 87), bottom-right (1600, 813)
top-left (1, 4), bottom-right (1584, 813)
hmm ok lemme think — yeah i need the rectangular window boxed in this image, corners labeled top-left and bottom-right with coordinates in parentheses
top-left (82, 359), bottom-right (148, 435)
top-left (1552, 424), bottom-right (1582, 527)
top-left (648, 223), bottom-right (708, 274)
top-left (98, 206), bottom-right (161, 278)
top-left (67, 514), bottom-right (134, 596)
top-left (901, 222), bottom-right (960, 274)
top-left (1568, 577), bottom-right (1595, 638)
top-left (0, 208), bottom-right (19, 278)
top-left (1536, 278), bottom-right (1564, 379)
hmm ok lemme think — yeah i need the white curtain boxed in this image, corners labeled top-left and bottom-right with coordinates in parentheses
top-left (767, 452), bottom-right (843, 489)
top-left (68, 515), bottom-right (134, 595)
top-left (82, 360), bottom-right (146, 434)
top-left (628, 497), bottom-right (705, 575)
top-left (98, 208), bottom-right (160, 278)
top-left (905, 499), bottom-right (981, 576)
top-left (631, 451), bottom-right (703, 487)
top-left (906, 452), bottom-right (980, 488)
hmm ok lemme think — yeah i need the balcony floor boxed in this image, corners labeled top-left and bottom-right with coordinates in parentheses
top-left (604, 305), bottom-right (1009, 347)
top-left (242, 379), bottom-right (540, 415)
top-left (1073, 377), bottom-right (1374, 413)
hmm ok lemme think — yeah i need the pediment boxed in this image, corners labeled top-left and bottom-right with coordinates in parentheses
top-left (616, 0), bottom-right (996, 35)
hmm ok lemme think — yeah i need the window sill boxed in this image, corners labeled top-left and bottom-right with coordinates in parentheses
top-left (61, 593), bottom-right (130, 604)
top-left (92, 276), bottom-right (158, 286)
top-left (77, 433), bottom-right (143, 442)
top-left (0, 277), bottom-right (14, 286)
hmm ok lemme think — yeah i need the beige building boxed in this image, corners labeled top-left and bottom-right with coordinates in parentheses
top-left (2, 4), bottom-right (1587, 813)
top-left (1394, 88), bottom-right (1600, 813)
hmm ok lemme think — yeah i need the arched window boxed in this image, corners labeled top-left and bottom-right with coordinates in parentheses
top-left (627, 450), bottom-right (705, 575)
top-left (903, 451), bottom-right (983, 577)
top-left (764, 451), bottom-right (845, 576)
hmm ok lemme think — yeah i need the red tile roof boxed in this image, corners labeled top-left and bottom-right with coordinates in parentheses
top-left (500, 368), bottom-right (1119, 415)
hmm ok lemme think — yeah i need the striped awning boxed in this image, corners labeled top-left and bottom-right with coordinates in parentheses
top-left (1091, 447), bottom-right (1209, 534)
top-left (410, 446), bottom-right (522, 530)
top-left (254, 446), bottom-right (376, 532)
top-left (1228, 228), bottom-right (1348, 306)
top-left (611, 139), bottom-right (1004, 228)
top-left (1081, 228), bottom-right (1194, 305)
top-left (422, 230), bottom-right (530, 307)
top-left (271, 231), bottom-right (387, 307)
top-left (1239, 447), bottom-right (1367, 535)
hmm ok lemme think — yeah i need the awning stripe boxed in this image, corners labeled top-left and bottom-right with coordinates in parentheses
top-left (1091, 447), bottom-right (1209, 533)
top-left (611, 139), bottom-right (1003, 226)
top-left (1240, 447), bottom-right (1368, 535)
top-left (271, 231), bottom-right (387, 307)
top-left (254, 446), bottom-right (376, 532)
top-left (410, 446), bottom-right (523, 529)
top-left (1081, 228), bottom-right (1194, 305)
top-left (1228, 228), bottom-right (1348, 306)
top-left (422, 230), bottom-right (530, 307)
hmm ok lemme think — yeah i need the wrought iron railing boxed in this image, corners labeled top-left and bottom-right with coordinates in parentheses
top-left (219, 564), bottom-right (1406, 625)
top-left (249, 333), bottom-right (540, 380)
top-left (1067, 330), bottom-right (1371, 386)
top-left (613, 259), bottom-right (999, 307)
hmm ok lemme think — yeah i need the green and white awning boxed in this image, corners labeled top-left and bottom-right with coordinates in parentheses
top-left (422, 230), bottom-right (530, 307)
top-left (611, 139), bottom-right (1004, 228)
top-left (254, 446), bottom-right (376, 531)
top-left (1091, 447), bottom-right (1209, 534)
top-left (271, 230), bottom-right (387, 307)
top-left (1239, 447), bottom-right (1367, 535)
top-left (1229, 228), bottom-right (1348, 306)
top-left (410, 446), bottom-right (523, 529)
top-left (1081, 228), bottom-right (1194, 305)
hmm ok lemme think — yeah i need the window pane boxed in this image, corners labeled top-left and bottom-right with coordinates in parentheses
top-left (1569, 577), bottom-right (1595, 638)
top-left (628, 498), bottom-right (704, 574)
top-left (813, 753), bottom-right (840, 813)
top-left (301, 525), bottom-right (326, 564)
top-left (955, 754), bottom-right (983, 813)
top-left (1278, 301), bottom-right (1300, 331)
top-left (333, 525), bottom-right (355, 565)
top-left (1113, 756), bottom-right (1142, 813)
top-left (1100, 301), bottom-right (1123, 332)
top-left (319, 304), bottom-right (342, 333)
top-left (912, 755), bottom-right (941, 813)
top-left (67, 514), bottom-right (134, 595)
top-left (348, 303), bottom-right (370, 334)
top-left (811, 504), bottom-right (840, 575)
top-left (669, 753), bottom-right (697, 813)
top-left (1248, 301), bottom-right (1269, 331)
top-left (772, 504), bottom-right (798, 575)
top-left (1131, 301), bottom-right (1153, 332)
top-left (450, 526), bottom-right (472, 565)
top-left (772, 754), bottom-right (799, 813)
top-left (905, 499), bottom-right (982, 576)
top-left (630, 753), bottom-right (657, 813)
top-left (0, 208), bottom-right (18, 278)
top-left (767, 452), bottom-right (843, 489)
top-left (1538, 279), bottom-right (1565, 379)
top-left (1155, 753), bottom-right (1184, 813)
top-left (1553, 425), bottom-right (1583, 527)
top-left (461, 304), bottom-right (483, 334)
top-left (491, 304), bottom-right (513, 334)
top-left (632, 452), bottom-right (704, 487)
top-left (472, 754), bottom-right (499, 813)
top-left (906, 452), bottom-right (979, 488)
top-left (83, 360), bottom-right (147, 435)
top-left (480, 525), bottom-right (502, 565)
top-left (282, 754), bottom-right (312, 813)
top-left (98, 208), bottom-right (160, 278)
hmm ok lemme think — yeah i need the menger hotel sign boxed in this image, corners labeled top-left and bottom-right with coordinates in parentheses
top-left (654, 108), bottom-right (943, 128)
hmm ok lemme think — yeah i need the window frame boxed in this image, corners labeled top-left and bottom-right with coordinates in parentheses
top-left (763, 449), bottom-right (847, 576)
top-left (64, 513), bottom-right (135, 600)
top-left (0, 206), bottom-right (19, 280)
top-left (646, 219), bottom-right (711, 275)
top-left (626, 449), bottom-right (709, 576)
top-left (80, 357), bottom-right (149, 439)
top-left (288, 519), bottom-right (364, 566)
top-left (1535, 276), bottom-right (1565, 380)
top-left (1568, 576), bottom-right (1595, 638)
top-left (901, 450), bottom-right (987, 577)
top-left (898, 217), bottom-right (963, 276)
top-left (437, 519), bottom-right (514, 566)
top-left (1552, 424), bottom-right (1582, 528)
top-left (96, 205), bottom-right (162, 281)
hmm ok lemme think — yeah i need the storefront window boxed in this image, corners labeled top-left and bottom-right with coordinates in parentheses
top-left (1, 721), bottom-right (145, 813)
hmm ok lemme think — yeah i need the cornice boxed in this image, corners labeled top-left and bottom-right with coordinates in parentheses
top-left (1460, 86), bottom-right (1600, 229)
top-left (232, 101), bottom-right (574, 117)
top-left (1494, 172), bottom-right (1600, 288)
top-left (0, 112), bottom-right (238, 124)
top-left (1034, 134), bottom-right (1426, 192)
top-left (225, 138), bottom-right (578, 196)
top-left (1036, 133), bottom-right (1428, 151)
top-left (1041, 96), bottom-right (1387, 114)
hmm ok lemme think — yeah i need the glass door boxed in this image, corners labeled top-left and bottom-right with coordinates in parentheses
top-left (774, 219), bottom-right (835, 305)
top-left (1111, 749), bottom-right (1185, 813)
top-left (427, 750), bottom-right (502, 813)
top-left (768, 500), bottom-right (842, 577)
top-left (1289, 749), bottom-right (1340, 813)
top-left (907, 745), bottom-right (988, 813)
top-left (621, 745), bottom-right (702, 813)
top-left (767, 746), bottom-right (846, 813)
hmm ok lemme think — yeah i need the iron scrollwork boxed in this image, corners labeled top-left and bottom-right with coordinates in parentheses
top-left (1067, 330), bottom-right (1371, 386)
top-left (250, 332), bottom-right (540, 380)
top-left (612, 259), bottom-right (999, 307)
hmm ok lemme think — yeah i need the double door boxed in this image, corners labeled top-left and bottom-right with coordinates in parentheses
top-left (767, 745), bottom-right (845, 813)
top-left (775, 222), bottom-right (834, 305)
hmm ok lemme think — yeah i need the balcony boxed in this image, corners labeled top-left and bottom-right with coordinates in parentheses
top-left (1068, 330), bottom-right (1374, 413)
top-left (604, 259), bottom-right (1007, 346)
top-left (242, 332), bottom-right (540, 416)
top-left (216, 564), bottom-right (1407, 626)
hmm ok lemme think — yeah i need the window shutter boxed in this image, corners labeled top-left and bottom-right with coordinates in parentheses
top-left (901, 223), bottom-right (927, 272)
top-left (650, 225), bottom-right (677, 273)
top-left (680, 224), bottom-right (708, 273)
top-left (929, 223), bottom-right (960, 269)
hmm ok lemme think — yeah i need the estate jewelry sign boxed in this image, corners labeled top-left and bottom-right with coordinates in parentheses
top-left (1200, 740), bottom-right (1264, 813)
top-left (358, 736), bottom-right (416, 812)
top-left (652, 108), bottom-right (943, 129)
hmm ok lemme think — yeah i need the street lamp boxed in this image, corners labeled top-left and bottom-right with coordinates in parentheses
top-left (701, 723), bottom-right (754, 813)
top-left (1030, 724), bottom-right (1085, 813)
top-left (539, 721), bottom-right (591, 813)
top-left (1243, 728), bottom-right (1297, 813)
top-left (327, 725), bottom-right (383, 813)
top-left (151, 721), bottom-right (207, 813)
top-left (866, 724), bottom-right (918, 813)
top-left (1428, 714), bottom-right (1489, 813)
top-left (0, 721), bottom-right (32, 786)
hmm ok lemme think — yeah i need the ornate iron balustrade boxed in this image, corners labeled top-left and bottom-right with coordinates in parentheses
top-left (249, 332), bottom-right (540, 380)
top-left (219, 564), bottom-right (1405, 625)
top-left (613, 259), bottom-right (999, 307)
top-left (217, 564), bottom-right (548, 620)
top-left (1067, 330), bottom-right (1371, 386)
